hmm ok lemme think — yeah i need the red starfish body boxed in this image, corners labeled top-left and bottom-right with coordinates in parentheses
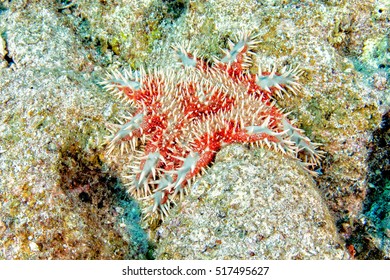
top-left (102, 32), bottom-right (322, 218)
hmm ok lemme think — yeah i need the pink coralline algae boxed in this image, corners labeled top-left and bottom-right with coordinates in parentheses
top-left (101, 32), bottom-right (323, 219)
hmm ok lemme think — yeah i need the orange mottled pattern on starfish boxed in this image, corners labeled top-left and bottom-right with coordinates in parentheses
top-left (101, 32), bottom-right (323, 219)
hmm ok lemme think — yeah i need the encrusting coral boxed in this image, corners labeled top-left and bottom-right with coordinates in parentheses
top-left (101, 32), bottom-right (323, 220)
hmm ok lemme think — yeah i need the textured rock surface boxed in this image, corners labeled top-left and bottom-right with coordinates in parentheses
top-left (0, 0), bottom-right (388, 259)
top-left (0, 2), bottom-right (149, 259)
top-left (155, 145), bottom-right (348, 259)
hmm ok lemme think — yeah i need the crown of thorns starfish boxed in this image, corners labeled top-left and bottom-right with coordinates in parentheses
top-left (101, 32), bottom-right (323, 220)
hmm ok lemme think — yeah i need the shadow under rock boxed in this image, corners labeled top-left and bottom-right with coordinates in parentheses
top-left (57, 141), bottom-right (154, 259)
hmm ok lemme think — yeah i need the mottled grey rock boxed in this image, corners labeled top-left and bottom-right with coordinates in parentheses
top-left (0, 2), bottom-right (148, 260)
top-left (156, 145), bottom-right (348, 259)
top-left (0, 0), bottom-right (387, 260)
